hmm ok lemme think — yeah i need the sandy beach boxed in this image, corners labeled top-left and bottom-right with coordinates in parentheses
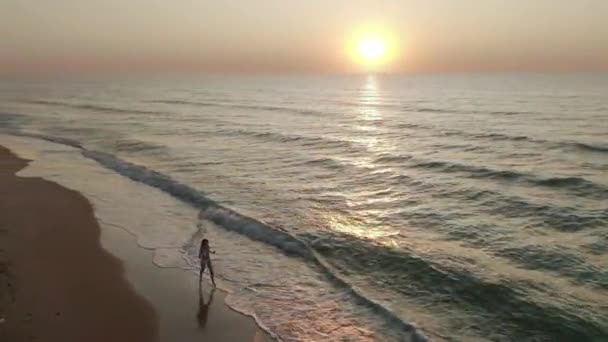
top-left (0, 145), bottom-right (271, 342)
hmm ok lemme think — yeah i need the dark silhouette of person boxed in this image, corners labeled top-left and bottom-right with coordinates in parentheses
top-left (199, 238), bottom-right (216, 287)
top-left (197, 286), bottom-right (215, 329)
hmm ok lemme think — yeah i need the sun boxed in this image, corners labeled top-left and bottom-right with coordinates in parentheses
top-left (358, 37), bottom-right (387, 63)
top-left (348, 29), bottom-right (397, 70)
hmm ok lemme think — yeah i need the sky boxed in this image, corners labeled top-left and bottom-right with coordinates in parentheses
top-left (1, 0), bottom-right (607, 74)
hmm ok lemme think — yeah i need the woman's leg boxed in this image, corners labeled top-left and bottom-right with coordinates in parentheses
top-left (207, 260), bottom-right (216, 287)
top-left (199, 261), bottom-right (206, 283)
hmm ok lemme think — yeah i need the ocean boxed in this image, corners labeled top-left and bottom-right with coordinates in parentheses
top-left (1, 73), bottom-right (607, 341)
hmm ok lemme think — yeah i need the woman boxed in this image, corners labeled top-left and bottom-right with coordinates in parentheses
top-left (198, 239), bottom-right (216, 287)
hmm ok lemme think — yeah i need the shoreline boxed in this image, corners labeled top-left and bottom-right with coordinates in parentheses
top-left (0, 144), bottom-right (272, 341)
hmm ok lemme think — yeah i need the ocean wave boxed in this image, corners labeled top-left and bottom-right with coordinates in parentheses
top-left (395, 123), bottom-right (425, 130)
top-left (462, 131), bottom-right (608, 156)
top-left (306, 231), bottom-right (607, 341)
top-left (9, 132), bottom-right (84, 149)
top-left (569, 142), bottom-right (608, 153)
top-left (331, 100), bottom-right (531, 117)
top-left (430, 187), bottom-right (608, 233)
top-left (406, 105), bottom-right (532, 116)
top-left (5, 130), bottom-right (428, 341)
top-left (314, 150), bottom-right (607, 202)
top-left (410, 159), bottom-right (608, 199)
top-left (213, 128), bottom-right (357, 150)
top-left (414, 160), bottom-right (521, 180)
top-left (472, 132), bottom-right (537, 142)
top-left (26, 126), bottom-right (169, 155)
top-left (0, 112), bottom-right (31, 128)
top-left (304, 157), bottom-right (348, 170)
top-left (22, 99), bottom-right (161, 115)
top-left (393, 122), bottom-right (545, 146)
top-left (382, 186), bottom-right (607, 238)
top-left (393, 121), bottom-right (608, 157)
top-left (495, 246), bottom-right (608, 289)
top-left (373, 154), bottom-right (413, 164)
top-left (151, 99), bottom-right (324, 117)
top-left (108, 139), bottom-right (168, 154)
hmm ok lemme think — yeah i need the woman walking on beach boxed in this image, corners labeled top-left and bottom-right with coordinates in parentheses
top-left (199, 239), bottom-right (216, 287)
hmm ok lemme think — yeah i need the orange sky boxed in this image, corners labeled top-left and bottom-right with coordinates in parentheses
top-left (1, 0), bottom-right (607, 75)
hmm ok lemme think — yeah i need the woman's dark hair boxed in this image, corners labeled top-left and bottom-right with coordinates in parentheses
top-left (202, 239), bottom-right (209, 245)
